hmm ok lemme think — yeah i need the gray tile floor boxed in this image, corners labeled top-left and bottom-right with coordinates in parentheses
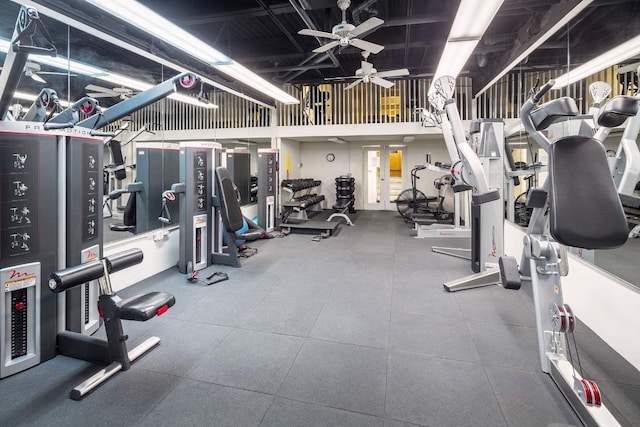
top-left (1, 211), bottom-right (639, 426)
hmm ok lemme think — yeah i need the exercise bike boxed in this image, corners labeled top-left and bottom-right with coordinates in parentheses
top-left (395, 165), bottom-right (452, 222)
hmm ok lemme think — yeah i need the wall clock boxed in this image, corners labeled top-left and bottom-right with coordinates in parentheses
top-left (326, 153), bottom-right (335, 162)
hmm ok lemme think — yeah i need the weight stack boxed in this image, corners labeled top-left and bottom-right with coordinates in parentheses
top-left (335, 175), bottom-right (355, 213)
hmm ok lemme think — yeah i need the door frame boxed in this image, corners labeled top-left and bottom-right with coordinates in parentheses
top-left (362, 145), bottom-right (407, 210)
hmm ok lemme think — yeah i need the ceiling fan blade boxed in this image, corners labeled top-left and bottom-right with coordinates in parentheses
top-left (298, 29), bottom-right (338, 39)
top-left (85, 84), bottom-right (114, 93)
top-left (344, 79), bottom-right (363, 90)
top-left (325, 76), bottom-right (359, 81)
top-left (86, 92), bottom-right (115, 98)
top-left (375, 68), bottom-right (410, 78)
top-left (349, 38), bottom-right (384, 54)
top-left (360, 61), bottom-right (373, 75)
top-left (371, 76), bottom-right (395, 89)
top-left (313, 40), bottom-right (340, 53)
top-left (38, 71), bottom-right (78, 76)
top-left (30, 73), bottom-right (47, 84)
top-left (350, 17), bottom-right (384, 37)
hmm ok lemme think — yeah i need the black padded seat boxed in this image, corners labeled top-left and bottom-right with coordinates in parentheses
top-left (119, 291), bottom-right (175, 321)
top-left (550, 135), bottom-right (628, 249)
top-left (530, 97), bottom-right (579, 131)
top-left (333, 199), bottom-right (352, 210)
top-left (597, 95), bottom-right (639, 128)
top-left (216, 167), bottom-right (265, 241)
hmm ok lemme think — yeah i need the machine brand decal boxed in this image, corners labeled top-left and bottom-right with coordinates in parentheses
top-left (8, 269), bottom-right (34, 280)
top-left (3, 269), bottom-right (37, 292)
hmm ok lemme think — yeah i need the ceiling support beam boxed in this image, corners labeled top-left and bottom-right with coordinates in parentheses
top-left (474, 0), bottom-right (590, 95)
top-left (280, 0), bottom-right (344, 82)
top-left (179, 4), bottom-right (294, 26)
top-left (255, 63), bottom-right (337, 73)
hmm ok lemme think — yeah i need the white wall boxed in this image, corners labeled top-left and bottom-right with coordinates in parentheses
top-left (504, 222), bottom-right (640, 371)
top-left (294, 137), bottom-right (454, 211)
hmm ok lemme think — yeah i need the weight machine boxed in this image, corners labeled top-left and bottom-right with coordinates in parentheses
top-left (499, 79), bottom-right (639, 426)
top-left (426, 76), bottom-right (504, 292)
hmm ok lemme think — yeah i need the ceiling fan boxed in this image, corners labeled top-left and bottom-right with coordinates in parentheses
top-left (85, 84), bottom-right (135, 100)
top-left (298, 0), bottom-right (384, 54)
top-left (0, 61), bottom-right (75, 83)
top-left (332, 51), bottom-right (409, 90)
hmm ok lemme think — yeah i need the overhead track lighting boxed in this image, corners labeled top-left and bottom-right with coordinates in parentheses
top-left (475, 0), bottom-right (593, 97)
top-left (0, 37), bottom-right (217, 109)
top-left (553, 33), bottom-right (640, 89)
top-left (430, 0), bottom-right (504, 93)
top-left (82, 0), bottom-right (299, 105)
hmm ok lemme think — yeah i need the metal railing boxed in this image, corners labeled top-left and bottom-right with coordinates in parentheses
top-left (97, 65), bottom-right (633, 132)
top-left (278, 77), bottom-right (473, 126)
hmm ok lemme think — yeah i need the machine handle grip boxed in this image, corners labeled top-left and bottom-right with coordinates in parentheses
top-left (533, 80), bottom-right (555, 103)
top-left (105, 248), bottom-right (144, 273)
top-left (48, 260), bottom-right (104, 293)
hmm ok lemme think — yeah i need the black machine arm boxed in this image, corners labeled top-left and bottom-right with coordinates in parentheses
top-left (0, 6), bottom-right (57, 120)
top-left (49, 249), bottom-right (144, 293)
top-left (76, 72), bottom-right (202, 130)
top-left (45, 96), bottom-right (101, 128)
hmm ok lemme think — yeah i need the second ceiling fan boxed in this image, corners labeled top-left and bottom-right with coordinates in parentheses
top-left (298, 0), bottom-right (384, 54)
top-left (332, 51), bottom-right (409, 90)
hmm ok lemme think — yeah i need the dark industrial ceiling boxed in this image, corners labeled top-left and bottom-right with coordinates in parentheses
top-left (1, 0), bottom-right (639, 106)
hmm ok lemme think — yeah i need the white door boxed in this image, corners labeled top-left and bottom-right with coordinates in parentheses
top-left (363, 145), bottom-right (406, 210)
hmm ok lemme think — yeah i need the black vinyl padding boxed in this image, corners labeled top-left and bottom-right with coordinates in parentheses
top-left (119, 291), bottom-right (175, 321)
top-left (216, 167), bottom-right (245, 232)
top-left (110, 140), bottom-right (127, 180)
top-left (49, 260), bottom-right (105, 293)
top-left (530, 97), bottom-right (579, 131)
top-left (122, 194), bottom-right (136, 227)
top-left (550, 136), bottom-right (628, 249)
top-left (597, 95), bottom-right (639, 128)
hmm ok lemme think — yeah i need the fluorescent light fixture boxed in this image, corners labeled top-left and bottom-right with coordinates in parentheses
top-left (430, 0), bottom-right (504, 93)
top-left (449, 0), bottom-right (504, 40)
top-left (11, 0), bottom-right (271, 109)
top-left (475, 0), bottom-right (593, 97)
top-left (328, 137), bottom-right (347, 144)
top-left (553, 33), bottom-right (640, 88)
top-left (0, 37), bottom-right (216, 109)
top-left (432, 40), bottom-right (479, 82)
top-left (83, 0), bottom-right (299, 105)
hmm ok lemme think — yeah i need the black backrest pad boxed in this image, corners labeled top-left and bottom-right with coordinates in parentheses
top-left (110, 140), bottom-right (127, 180)
top-left (550, 136), bottom-right (628, 249)
top-left (216, 167), bottom-right (245, 232)
top-left (530, 97), bottom-right (579, 131)
top-left (122, 193), bottom-right (136, 227)
top-left (597, 95), bottom-right (639, 128)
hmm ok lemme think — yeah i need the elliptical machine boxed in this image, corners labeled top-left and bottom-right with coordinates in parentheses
top-left (499, 79), bottom-right (639, 426)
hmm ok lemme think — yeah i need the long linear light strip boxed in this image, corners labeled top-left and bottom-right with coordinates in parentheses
top-left (475, 0), bottom-right (593, 97)
top-left (430, 0), bottom-right (504, 93)
top-left (83, 0), bottom-right (299, 105)
top-left (0, 37), bottom-right (216, 109)
top-left (11, 0), bottom-right (272, 109)
top-left (553, 33), bottom-right (640, 88)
